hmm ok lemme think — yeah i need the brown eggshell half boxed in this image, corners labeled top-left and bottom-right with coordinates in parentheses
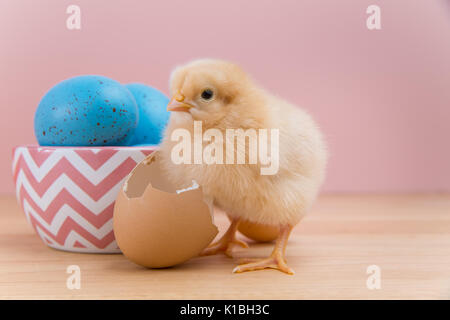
top-left (228, 215), bottom-right (279, 242)
top-left (113, 151), bottom-right (218, 268)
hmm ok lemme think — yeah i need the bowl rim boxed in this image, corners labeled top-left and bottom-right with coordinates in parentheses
top-left (13, 144), bottom-right (158, 151)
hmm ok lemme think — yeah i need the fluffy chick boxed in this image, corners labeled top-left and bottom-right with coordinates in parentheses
top-left (159, 59), bottom-right (327, 274)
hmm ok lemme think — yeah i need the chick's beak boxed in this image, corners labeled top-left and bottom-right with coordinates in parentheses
top-left (167, 91), bottom-right (194, 112)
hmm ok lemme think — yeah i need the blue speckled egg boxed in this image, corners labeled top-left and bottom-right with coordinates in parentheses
top-left (34, 75), bottom-right (138, 146)
top-left (126, 83), bottom-right (170, 145)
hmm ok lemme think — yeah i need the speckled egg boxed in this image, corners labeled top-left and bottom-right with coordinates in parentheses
top-left (126, 83), bottom-right (170, 145)
top-left (34, 75), bottom-right (138, 146)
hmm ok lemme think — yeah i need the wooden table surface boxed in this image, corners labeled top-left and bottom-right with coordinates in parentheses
top-left (1, 194), bottom-right (449, 300)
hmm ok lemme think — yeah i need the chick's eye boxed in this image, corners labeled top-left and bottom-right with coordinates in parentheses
top-left (201, 89), bottom-right (214, 101)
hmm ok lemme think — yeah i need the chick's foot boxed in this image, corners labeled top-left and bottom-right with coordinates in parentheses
top-left (232, 225), bottom-right (294, 275)
top-left (200, 218), bottom-right (248, 258)
top-left (233, 253), bottom-right (294, 275)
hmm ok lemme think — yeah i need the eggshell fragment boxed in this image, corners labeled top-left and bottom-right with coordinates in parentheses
top-left (113, 151), bottom-right (218, 268)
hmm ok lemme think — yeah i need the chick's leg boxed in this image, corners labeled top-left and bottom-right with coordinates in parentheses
top-left (233, 225), bottom-right (294, 275)
top-left (200, 218), bottom-right (248, 258)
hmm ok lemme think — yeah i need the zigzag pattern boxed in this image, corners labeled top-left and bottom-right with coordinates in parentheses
top-left (13, 146), bottom-right (155, 253)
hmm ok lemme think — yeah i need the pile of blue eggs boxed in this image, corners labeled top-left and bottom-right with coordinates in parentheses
top-left (34, 75), bottom-right (170, 147)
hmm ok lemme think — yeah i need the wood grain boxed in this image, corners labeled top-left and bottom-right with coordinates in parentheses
top-left (0, 194), bottom-right (449, 300)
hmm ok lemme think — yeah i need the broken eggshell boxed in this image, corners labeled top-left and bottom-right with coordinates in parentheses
top-left (113, 151), bottom-right (218, 268)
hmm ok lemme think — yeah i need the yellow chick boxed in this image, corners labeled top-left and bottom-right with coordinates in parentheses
top-left (160, 59), bottom-right (327, 274)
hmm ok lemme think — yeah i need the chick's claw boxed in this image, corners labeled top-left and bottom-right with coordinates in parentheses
top-left (238, 256), bottom-right (287, 265)
top-left (233, 255), bottom-right (294, 275)
top-left (201, 237), bottom-right (248, 258)
top-left (233, 225), bottom-right (294, 275)
top-left (200, 218), bottom-right (247, 257)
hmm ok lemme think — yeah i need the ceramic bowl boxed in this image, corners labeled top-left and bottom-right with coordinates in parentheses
top-left (12, 145), bottom-right (156, 253)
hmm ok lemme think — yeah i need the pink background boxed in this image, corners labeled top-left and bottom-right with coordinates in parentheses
top-left (1, 0), bottom-right (449, 194)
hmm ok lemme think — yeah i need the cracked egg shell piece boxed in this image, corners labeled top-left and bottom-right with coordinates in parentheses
top-left (113, 151), bottom-right (218, 268)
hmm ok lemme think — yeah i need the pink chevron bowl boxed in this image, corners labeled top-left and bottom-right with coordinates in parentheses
top-left (12, 145), bottom-right (157, 253)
